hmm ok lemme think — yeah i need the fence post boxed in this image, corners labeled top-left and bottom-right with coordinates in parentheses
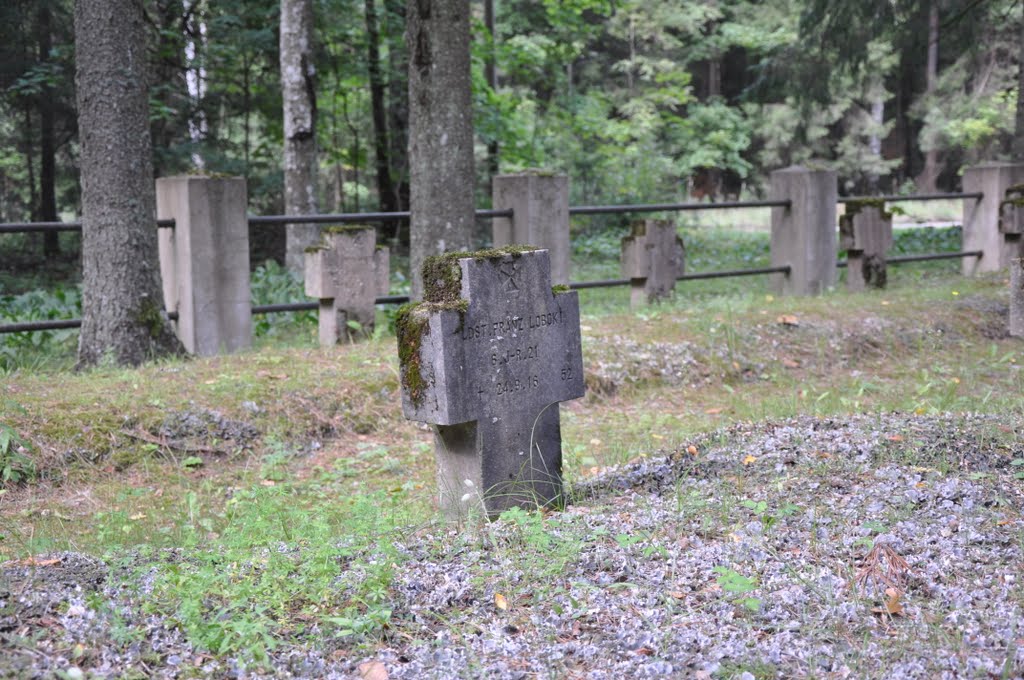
top-left (156, 176), bottom-right (252, 356)
top-left (492, 171), bottom-right (571, 286)
top-left (961, 162), bottom-right (1024, 275)
top-left (770, 165), bottom-right (838, 295)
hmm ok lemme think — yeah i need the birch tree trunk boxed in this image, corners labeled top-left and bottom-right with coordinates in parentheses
top-left (407, 0), bottom-right (475, 298)
top-left (281, 0), bottom-right (319, 275)
top-left (74, 0), bottom-right (183, 367)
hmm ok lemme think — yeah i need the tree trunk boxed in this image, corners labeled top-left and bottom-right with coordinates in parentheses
top-left (280, 0), bottom-right (319, 275)
top-left (484, 0), bottom-right (499, 179)
top-left (365, 0), bottom-right (398, 216)
top-left (917, 1), bottom-right (940, 192)
top-left (37, 1), bottom-right (60, 257)
top-left (385, 0), bottom-right (410, 247)
top-left (74, 0), bottom-right (183, 367)
top-left (1013, 7), bottom-right (1024, 158)
top-left (407, 0), bottom-right (476, 298)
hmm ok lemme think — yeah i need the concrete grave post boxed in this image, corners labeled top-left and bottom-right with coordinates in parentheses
top-left (769, 165), bottom-right (838, 296)
top-left (961, 162), bottom-right (1024, 275)
top-left (156, 175), bottom-right (252, 356)
top-left (999, 184), bottom-right (1024, 265)
top-left (304, 226), bottom-right (389, 346)
top-left (839, 200), bottom-right (893, 291)
top-left (621, 219), bottom-right (685, 307)
top-left (492, 172), bottom-right (571, 286)
top-left (1011, 258), bottom-right (1024, 338)
top-left (397, 247), bottom-right (585, 518)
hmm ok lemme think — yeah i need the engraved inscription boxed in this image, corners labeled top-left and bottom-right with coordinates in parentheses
top-left (462, 308), bottom-right (565, 340)
top-left (495, 374), bottom-right (540, 395)
top-left (491, 344), bottom-right (539, 366)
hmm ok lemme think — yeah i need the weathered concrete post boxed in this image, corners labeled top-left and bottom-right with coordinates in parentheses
top-left (961, 162), bottom-right (1024, 275)
top-left (769, 165), bottom-right (838, 296)
top-left (156, 176), bottom-right (252, 356)
top-left (397, 247), bottom-right (585, 518)
top-left (840, 200), bottom-right (893, 291)
top-left (304, 226), bottom-right (390, 346)
top-left (621, 219), bottom-right (685, 307)
top-left (1011, 259), bottom-right (1024, 338)
top-left (492, 172), bottom-right (571, 286)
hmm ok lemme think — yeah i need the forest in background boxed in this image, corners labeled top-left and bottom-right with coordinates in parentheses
top-left (1, 0), bottom-right (1022, 237)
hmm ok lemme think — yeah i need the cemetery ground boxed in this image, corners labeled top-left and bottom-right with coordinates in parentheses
top-left (2, 229), bottom-right (1024, 677)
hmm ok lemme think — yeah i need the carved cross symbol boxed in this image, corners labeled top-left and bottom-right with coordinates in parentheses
top-left (500, 262), bottom-right (520, 296)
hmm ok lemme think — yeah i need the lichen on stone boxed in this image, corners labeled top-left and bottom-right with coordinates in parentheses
top-left (423, 245), bottom-right (539, 304)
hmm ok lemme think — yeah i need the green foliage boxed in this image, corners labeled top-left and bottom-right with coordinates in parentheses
top-left (249, 260), bottom-right (316, 338)
top-left (141, 485), bottom-right (406, 667)
top-left (0, 419), bottom-right (35, 485)
top-left (712, 565), bottom-right (761, 611)
top-left (0, 284), bottom-right (81, 371)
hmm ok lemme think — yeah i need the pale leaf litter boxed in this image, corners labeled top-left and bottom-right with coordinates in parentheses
top-left (3, 412), bottom-right (1023, 678)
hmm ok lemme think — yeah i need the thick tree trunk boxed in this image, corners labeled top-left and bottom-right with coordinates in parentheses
top-left (37, 2), bottom-right (60, 257)
top-left (917, 1), bottom-right (940, 192)
top-left (74, 0), bottom-right (183, 367)
top-left (280, 0), bottom-right (319, 275)
top-left (407, 0), bottom-right (475, 298)
top-left (365, 0), bottom-right (398, 215)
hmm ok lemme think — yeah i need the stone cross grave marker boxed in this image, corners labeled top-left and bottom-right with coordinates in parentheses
top-left (839, 201), bottom-right (892, 290)
top-left (397, 247), bottom-right (585, 518)
top-left (305, 226), bottom-right (389, 346)
top-left (621, 219), bottom-right (685, 308)
top-left (1000, 184), bottom-right (1024, 247)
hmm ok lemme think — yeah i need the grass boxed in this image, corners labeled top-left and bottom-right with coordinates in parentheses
top-left (1, 225), bottom-right (1023, 671)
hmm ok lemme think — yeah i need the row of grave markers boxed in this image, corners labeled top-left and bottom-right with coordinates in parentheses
top-left (154, 162), bottom-right (1024, 356)
top-left (153, 164), bottom-right (1024, 519)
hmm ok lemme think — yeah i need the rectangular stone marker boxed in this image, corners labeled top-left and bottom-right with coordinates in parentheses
top-left (304, 226), bottom-right (389, 346)
top-left (397, 247), bottom-right (585, 518)
top-left (621, 219), bottom-right (685, 308)
top-left (839, 200), bottom-right (892, 291)
top-left (1000, 184), bottom-right (1024, 238)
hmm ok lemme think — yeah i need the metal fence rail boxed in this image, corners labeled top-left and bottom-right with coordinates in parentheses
top-left (568, 199), bottom-right (790, 216)
top-left (839, 192), bottom-right (982, 204)
top-left (0, 249), bottom-right (984, 335)
top-left (0, 218), bottom-right (176, 233)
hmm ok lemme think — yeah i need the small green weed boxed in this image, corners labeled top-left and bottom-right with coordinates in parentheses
top-left (712, 565), bottom-right (761, 611)
top-left (0, 420), bottom-right (35, 484)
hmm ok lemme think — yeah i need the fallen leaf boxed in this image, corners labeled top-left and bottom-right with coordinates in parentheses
top-left (589, 438), bottom-right (602, 446)
top-left (781, 358), bottom-right (800, 368)
top-left (742, 454), bottom-right (757, 465)
top-left (871, 588), bottom-right (905, 617)
top-left (494, 593), bottom-right (508, 611)
top-left (704, 407), bottom-right (723, 415)
top-left (776, 314), bottom-right (799, 326)
top-left (635, 646), bottom-right (654, 656)
top-left (668, 591), bottom-right (686, 600)
top-left (358, 660), bottom-right (388, 680)
top-left (261, 480), bottom-right (276, 487)
top-left (129, 513), bottom-right (146, 521)
top-left (888, 435), bottom-right (904, 442)
top-left (686, 445), bottom-right (698, 456)
top-left (20, 557), bottom-right (61, 567)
